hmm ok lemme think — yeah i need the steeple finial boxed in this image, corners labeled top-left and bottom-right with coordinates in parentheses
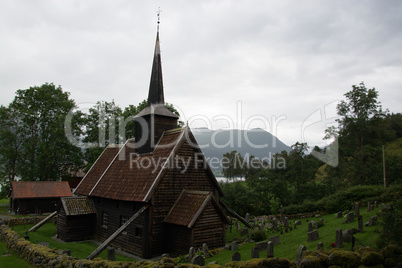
top-left (157, 7), bottom-right (161, 32)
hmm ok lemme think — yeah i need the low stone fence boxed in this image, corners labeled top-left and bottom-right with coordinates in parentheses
top-left (3, 216), bottom-right (57, 226)
top-left (1, 218), bottom-right (401, 267)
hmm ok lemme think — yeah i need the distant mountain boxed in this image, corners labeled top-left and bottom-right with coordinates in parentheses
top-left (191, 128), bottom-right (290, 171)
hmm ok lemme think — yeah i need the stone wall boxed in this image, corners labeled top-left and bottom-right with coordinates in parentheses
top-left (1, 217), bottom-right (401, 267)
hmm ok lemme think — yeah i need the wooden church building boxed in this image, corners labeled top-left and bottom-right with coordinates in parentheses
top-left (72, 26), bottom-right (240, 258)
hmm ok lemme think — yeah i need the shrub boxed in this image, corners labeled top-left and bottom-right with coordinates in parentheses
top-left (250, 229), bottom-right (266, 242)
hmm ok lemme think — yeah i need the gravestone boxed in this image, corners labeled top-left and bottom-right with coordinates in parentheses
top-left (258, 223), bottom-right (264, 230)
top-left (267, 241), bottom-right (274, 258)
top-left (269, 235), bottom-right (280, 246)
top-left (251, 247), bottom-right (259, 258)
top-left (236, 222), bottom-right (241, 231)
top-left (272, 218), bottom-right (278, 231)
top-left (335, 229), bottom-right (343, 248)
top-left (367, 202), bottom-right (371, 212)
top-left (317, 242), bottom-right (324, 250)
top-left (255, 241), bottom-right (267, 251)
top-left (313, 221), bottom-right (318, 229)
top-left (240, 228), bottom-right (248, 236)
top-left (354, 202), bottom-right (360, 217)
top-left (295, 220), bottom-right (302, 225)
top-left (246, 213), bottom-right (250, 223)
top-left (369, 216), bottom-right (378, 226)
top-left (284, 217), bottom-right (289, 228)
top-left (337, 211), bottom-right (343, 218)
top-left (374, 201), bottom-right (378, 208)
top-left (308, 222), bottom-right (313, 232)
top-left (260, 217), bottom-right (265, 225)
top-left (307, 230), bottom-right (319, 242)
top-left (254, 218), bottom-right (258, 226)
top-left (107, 247), bottom-right (115, 261)
top-left (202, 243), bottom-right (209, 258)
top-left (347, 212), bottom-right (354, 223)
top-left (189, 247), bottom-right (195, 261)
top-left (231, 241), bottom-right (238, 251)
top-left (319, 218), bottom-right (324, 227)
top-left (342, 229), bottom-right (353, 243)
top-left (191, 255), bottom-right (205, 266)
top-left (296, 245), bottom-right (307, 261)
top-left (294, 224), bottom-right (297, 229)
top-left (358, 216), bottom-right (363, 232)
top-left (232, 252), bottom-right (241, 261)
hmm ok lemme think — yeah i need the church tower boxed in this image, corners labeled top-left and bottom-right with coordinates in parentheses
top-left (134, 24), bottom-right (178, 154)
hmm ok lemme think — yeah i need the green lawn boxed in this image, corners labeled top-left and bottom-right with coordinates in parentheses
top-left (12, 223), bottom-right (136, 262)
top-left (0, 240), bottom-right (33, 268)
top-left (206, 206), bottom-right (381, 265)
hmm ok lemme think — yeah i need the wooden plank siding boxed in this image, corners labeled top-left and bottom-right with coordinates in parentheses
top-left (151, 140), bottom-right (224, 256)
top-left (57, 209), bottom-right (96, 242)
top-left (91, 197), bottom-right (148, 257)
top-left (164, 224), bottom-right (191, 256)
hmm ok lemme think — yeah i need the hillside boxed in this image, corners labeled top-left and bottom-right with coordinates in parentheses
top-left (192, 128), bottom-right (290, 171)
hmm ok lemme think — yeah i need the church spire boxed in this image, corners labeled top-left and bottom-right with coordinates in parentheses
top-left (148, 10), bottom-right (164, 105)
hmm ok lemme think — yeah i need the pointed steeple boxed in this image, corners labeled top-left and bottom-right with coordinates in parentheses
top-left (148, 31), bottom-right (164, 105)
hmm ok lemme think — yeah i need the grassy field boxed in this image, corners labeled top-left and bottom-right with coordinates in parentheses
top-left (206, 206), bottom-right (381, 265)
top-left (1, 203), bottom-right (383, 266)
top-left (0, 240), bottom-right (34, 268)
top-left (12, 222), bottom-right (136, 262)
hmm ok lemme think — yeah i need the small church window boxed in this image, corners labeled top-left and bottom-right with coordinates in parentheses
top-left (102, 211), bottom-right (109, 229)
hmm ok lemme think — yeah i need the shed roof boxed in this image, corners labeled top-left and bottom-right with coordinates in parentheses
top-left (74, 127), bottom-right (223, 202)
top-left (164, 190), bottom-right (228, 228)
top-left (61, 196), bottom-right (96, 216)
top-left (11, 181), bottom-right (72, 199)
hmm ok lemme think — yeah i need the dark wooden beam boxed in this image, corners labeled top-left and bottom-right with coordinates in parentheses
top-left (28, 211), bottom-right (57, 232)
top-left (219, 201), bottom-right (252, 229)
top-left (87, 205), bottom-right (149, 260)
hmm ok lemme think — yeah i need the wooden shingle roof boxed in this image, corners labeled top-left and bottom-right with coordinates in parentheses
top-left (164, 190), bottom-right (228, 228)
top-left (74, 127), bottom-right (223, 202)
top-left (61, 196), bottom-right (96, 216)
top-left (10, 181), bottom-right (72, 199)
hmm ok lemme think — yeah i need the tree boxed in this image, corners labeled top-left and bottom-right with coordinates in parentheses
top-left (221, 151), bottom-right (245, 181)
top-left (3, 83), bottom-right (84, 182)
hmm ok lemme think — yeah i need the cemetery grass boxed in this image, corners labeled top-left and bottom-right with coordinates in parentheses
top-left (207, 207), bottom-right (381, 265)
top-left (0, 239), bottom-right (34, 268)
top-left (12, 222), bottom-right (136, 262)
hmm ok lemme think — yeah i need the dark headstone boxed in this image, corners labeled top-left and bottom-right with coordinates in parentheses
top-left (267, 241), bottom-right (274, 258)
top-left (335, 229), bottom-right (343, 248)
top-left (246, 213), bottom-right (250, 222)
top-left (308, 222), bottom-right (313, 232)
top-left (295, 220), bottom-right (302, 225)
top-left (342, 229), bottom-right (353, 243)
top-left (107, 247), bottom-right (115, 261)
top-left (307, 230), bottom-right (319, 242)
top-left (347, 212), bottom-right (354, 223)
top-left (191, 255), bottom-right (205, 266)
top-left (313, 221), bottom-right (318, 229)
top-left (374, 201), bottom-right (378, 208)
top-left (189, 247), bottom-right (195, 261)
top-left (319, 218), bottom-right (324, 227)
top-left (251, 247), bottom-right (259, 259)
top-left (369, 216), bottom-right (378, 226)
top-left (232, 251), bottom-right (241, 261)
top-left (269, 235), bottom-right (280, 246)
top-left (337, 211), bottom-right (343, 218)
top-left (255, 241), bottom-right (267, 251)
top-left (317, 242), bottom-right (324, 250)
top-left (296, 245), bottom-right (307, 261)
top-left (354, 202), bottom-right (360, 217)
top-left (231, 241), bottom-right (238, 251)
top-left (358, 216), bottom-right (363, 232)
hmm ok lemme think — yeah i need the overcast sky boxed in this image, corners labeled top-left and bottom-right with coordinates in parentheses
top-left (1, 0), bottom-right (401, 148)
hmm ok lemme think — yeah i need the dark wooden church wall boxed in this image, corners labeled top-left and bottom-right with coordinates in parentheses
top-left (92, 197), bottom-right (147, 257)
top-left (164, 224), bottom-right (191, 257)
top-left (14, 198), bottom-right (60, 214)
top-left (192, 202), bottom-right (225, 249)
top-left (57, 209), bottom-right (96, 242)
top-left (151, 140), bottom-right (218, 255)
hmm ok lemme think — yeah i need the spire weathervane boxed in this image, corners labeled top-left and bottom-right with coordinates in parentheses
top-left (157, 7), bottom-right (161, 31)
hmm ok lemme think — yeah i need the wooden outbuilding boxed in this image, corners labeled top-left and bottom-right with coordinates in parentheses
top-left (57, 196), bottom-right (97, 242)
top-left (10, 181), bottom-right (72, 214)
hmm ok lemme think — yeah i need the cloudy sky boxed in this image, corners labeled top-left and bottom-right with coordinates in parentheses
top-left (1, 0), bottom-right (401, 148)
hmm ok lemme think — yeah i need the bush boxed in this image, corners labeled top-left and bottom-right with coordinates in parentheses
top-left (376, 199), bottom-right (402, 248)
top-left (250, 229), bottom-right (266, 242)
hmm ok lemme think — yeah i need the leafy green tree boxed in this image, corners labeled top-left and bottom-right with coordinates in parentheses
top-left (3, 83), bottom-right (84, 181)
top-left (222, 151), bottom-right (245, 181)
